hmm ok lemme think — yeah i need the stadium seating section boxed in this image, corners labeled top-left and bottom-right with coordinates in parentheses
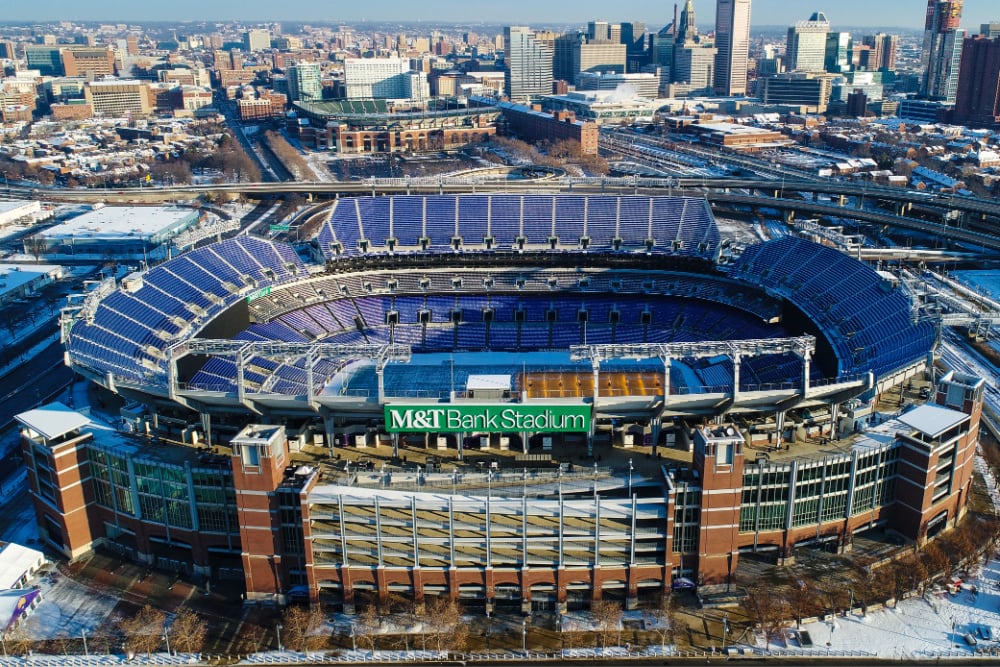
top-left (729, 236), bottom-right (936, 378)
top-left (64, 198), bottom-right (933, 399)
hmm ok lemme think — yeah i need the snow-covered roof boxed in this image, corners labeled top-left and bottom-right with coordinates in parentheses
top-left (466, 375), bottom-right (512, 391)
top-left (0, 543), bottom-right (45, 590)
top-left (15, 402), bottom-right (90, 442)
top-left (897, 404), bottom-right (967, 439)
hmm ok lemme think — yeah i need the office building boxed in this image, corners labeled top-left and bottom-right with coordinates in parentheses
top-left (573, 41), bottom-right (627, 85)
top-left (921, 1), bottom-right (965, 102)
top-left (825, 32), bottom-right (853, 73)
top-left (287, 62), bottom-right (322, 102)
top-left (24, 46), bottom-right (63, 76)
top-left (786, 12), bottom-right (831, 73)
top-left (84, 79), bottom-right (152, 117)
top-left (862, 33), bottom-right (898, 71)
top-left (672, 0), bottom-right (717, 95)
top-left (553, 33), bottom-right (579, 83)
top-left (62, 47), bottom-right (116, 78)
top-left (758, 72), bottom-right (833, 111)
top-left (504, 26), bottom-right (554, 102)
top-left (243, 29), bottom-right (271, 52)
top-left (620, 21), bottom-right (647, 70)
top-left (714, 0), bottom-right (752, 95)
top-left (982, 22), bottom-right (1000, 38)
top-left (343, 58), bottom-right (427, 100)
top-left (953, 36), bottom-right (1000, 128)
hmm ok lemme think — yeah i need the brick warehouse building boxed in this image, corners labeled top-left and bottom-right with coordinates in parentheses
top-left (21, 195), bottom-right (977, 611)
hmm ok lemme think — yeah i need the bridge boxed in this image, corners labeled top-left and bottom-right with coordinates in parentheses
top-left (7, 173), bottom-right (1000, 250)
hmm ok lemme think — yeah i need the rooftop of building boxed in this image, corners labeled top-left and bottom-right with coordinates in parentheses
top-left (36, 205), bottom-right (197, 241)
top-left (0, 263), bottom-right (62, 297)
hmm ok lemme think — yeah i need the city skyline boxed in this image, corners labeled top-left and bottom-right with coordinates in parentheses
top-left (1, 0), bottom-right (996, 30)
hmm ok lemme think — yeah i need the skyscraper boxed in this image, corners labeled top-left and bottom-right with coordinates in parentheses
top-left (786, 12), bottom-right (831, 73)
top-left (825, 32), bottom-right (853, 73)
top-left (672, 0), bottom-right (717, 95)
top-left (863, 33), bottom-right (898, 71)
top-left (504, 26), bottom-right (554, 102)
top-left (953, 35), bottom-right (1000, 127)
top-left (287, 62), bottom-right (322, 102)
top-left (714, 0), bottom-right (752, 96)
top-left (921, 1), bottom-right (965, 101)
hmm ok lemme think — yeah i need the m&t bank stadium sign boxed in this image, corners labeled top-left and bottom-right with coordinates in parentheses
top-left (384, 404), bottom-right (591, 433)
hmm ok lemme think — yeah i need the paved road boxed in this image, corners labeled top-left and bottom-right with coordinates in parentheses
top-left (0, 341), bottom-right (74, 429)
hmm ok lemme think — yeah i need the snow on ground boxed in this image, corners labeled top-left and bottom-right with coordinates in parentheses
top-left (793, 559), bottom-right (1000, 659)
top-left (19, 569), bottom-right (120, 640)
top-left (790, 451), bottom-right (1000, 659)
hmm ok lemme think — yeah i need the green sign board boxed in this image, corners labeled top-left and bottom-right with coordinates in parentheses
top-left (384, 404), bottom-right (591, 433)
top-left (270, 224), bottom-right (291, 232)
top-left (245, 286), bottom-right (272, 303)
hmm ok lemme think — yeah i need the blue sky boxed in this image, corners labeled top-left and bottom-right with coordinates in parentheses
top-left (3, 0), bottom-right (995, 29)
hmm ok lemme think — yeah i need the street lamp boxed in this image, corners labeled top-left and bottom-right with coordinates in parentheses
top-left (276, 623), bottom-right (283, 652)
top-left (628, 458), bottom-right (633, 497)
top-left (522, 619), bottom-right (527, 653)
top-left (162, 630), bottom-right (170, 656)
top-left (350, 622), bottom-right (357, 651)
top-left (82, 628), bottom-right (89, 656)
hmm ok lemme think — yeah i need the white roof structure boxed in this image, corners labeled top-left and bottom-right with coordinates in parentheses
top-left (0, 264), bottom-right (62, 298)
top-left (897, 403), bottom-right (967, 438)
top-left (466, 375), bottom-right (512, 391)
top-left (0, 201), bottom-right (41, 227)
top-left (15, 402), bottom-right (90, 442)
top-left (35, 206), bottom-right (197, 243)
top-left (0, 543), bottom-right (45, 590)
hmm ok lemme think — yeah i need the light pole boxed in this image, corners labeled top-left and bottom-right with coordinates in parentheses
top-left (722, 614), bottom-right (729, 652)
top-left (522, 619), bottom-right (527, 653)
top-left (350, 622), bottom-right (356, 651)
top-left (628, 458), bottom-right (633, 497)
top-left (162, 630), bottom-right (170, 656)
top-left (276, 623), bottom-right (283, 652)
top-left (82, 628), bottom-right (89, 656)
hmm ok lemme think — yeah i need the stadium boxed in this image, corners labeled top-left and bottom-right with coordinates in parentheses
top-left (25, 193), bottom-right (982, 612)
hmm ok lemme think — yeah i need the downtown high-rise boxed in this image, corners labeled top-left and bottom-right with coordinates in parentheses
top-left (504, 26), bottom-right (554, 102)
top-left (921, 0), bottom-right (965, 102)
top-left (714, 0), bottom-right (752, 96)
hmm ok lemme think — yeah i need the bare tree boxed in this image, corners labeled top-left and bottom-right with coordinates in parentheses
top-left (743, 585), bottom-right (789, 644)
top-left (422, 597), bottom-right (467, 652)
top-left (353, 604), bottom-right (381, 652)
top-left (119, 604), bottom-right (167, 657)
top-left (642, 593), bottom-right (676, 647)
top-left (788, 578), bottom-right (821, 627)
top-left (590, 600), bottom-right (623, 649)
top-left (921, 541), bottom-right (950, 579)
top-left (3, 625), bottom-right (33, 657)
top-left (22, 235), bottom-right (46, 263)
top-left (280, 605), bottom-right (324, 652)
top-left (167, 606), bottom-right (207, 654)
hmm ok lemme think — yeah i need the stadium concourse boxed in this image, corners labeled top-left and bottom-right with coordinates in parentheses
top-left (21, 192), bottom-right (980, 613)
